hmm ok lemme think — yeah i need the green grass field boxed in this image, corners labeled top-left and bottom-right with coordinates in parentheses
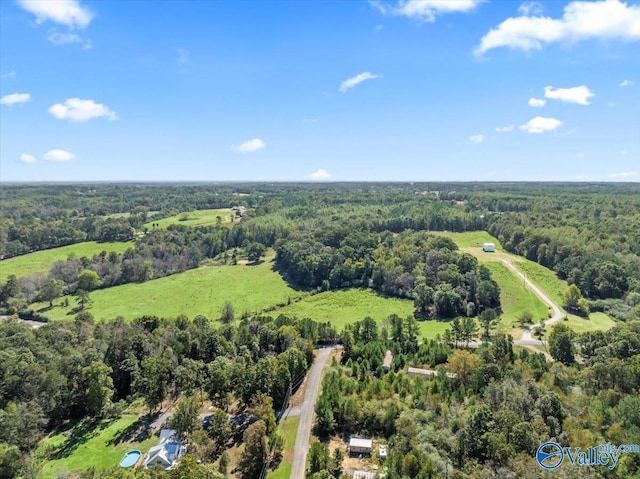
top-left (32, 259), bottom-right (302, 322)
top-left (514, 260), bottom-right (566, 306)
top-left (275, 289), bottom-right (414, 330)
top-left (435, 231), bottom-right (617, 336)
top-left (563, 312), bottom-right (618, 335)
top-left (483, 262), bottom-right (549, 335)
top-left (0, 241), bottom-right (133, 282)
top-left (273, 289), bottom-right (451, 339)
top-left (432, 230), bottom-right (504, 249)
top-left (267, 416), bottom-right (300, 479)
top-left (38, 414), bottom-right (157, 479)
top-left (145, 209), bottom-right (234, 229)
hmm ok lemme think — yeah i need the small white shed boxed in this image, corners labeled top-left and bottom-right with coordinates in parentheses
top-left (379, 445), bottom-right (388, 460)
top-left (482, 242), bottom-right (495, 252)
top-left (349, 437), bottom-right (373, 455)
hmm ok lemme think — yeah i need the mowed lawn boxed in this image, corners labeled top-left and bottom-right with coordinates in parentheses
top-left (32, 260), bottom-right (302, 322)
top-left (0, 241), bottom-right (133, 281)
top-left (145, 208), bottom-right (234, 229)
top-left (267, 416), bottom-right (299, 479)
top-left (38, 414), bottom-right (156, 479)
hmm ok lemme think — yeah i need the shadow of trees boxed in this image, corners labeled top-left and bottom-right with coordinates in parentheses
top-left (49, 419), bottom-right (115, 460)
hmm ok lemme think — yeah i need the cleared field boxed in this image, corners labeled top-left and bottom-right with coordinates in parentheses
top-left (272, 289), bottom-right (450, 339)
top-left (275, 289), bottom-right (414, 330)
top-left (38, 414), bottom-right (156, 479)
top-left (432, 230), bottom-right (504, 250)
top-left (32, 259), bottom-right (302, 322)
top-left (513, 260), bottom-right (566, 307)
top-left (0, 241), bottom-right (133, 281)
top-left (267, 416), bottom-right (299, 479)
top-left (145, 208), bottom-right (234, 229)
top-left (483, 262), bottom-right (549, 335)
top-left (563, 312), bottom-right (618, 335)
top-left (436, 231), bottom-right (617, 336)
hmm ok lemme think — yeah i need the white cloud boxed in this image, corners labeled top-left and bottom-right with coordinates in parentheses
top-left (476, 0), bottom-right (640, 55)
top-left (303, 118), bottom-right (319, 123)
top-left (47, 30), bottom-right (81, 44)
top-left (528, 97), bottom-right (546, 107)
top-left (620, 149), bottom-right (628, 155)
top-left (0, 92), bottom-right (31, 105)
top-left (496, 125), bottom-right (514, 133)
top-left (232, 138), bottom-right (266, 153)
top-left (18, 0), bottom-right (93, 29)
top-left (518, 1), bottom-right (544, 16)
top-left (309, 168), bottom-right (331, 180)
top-left (469, 134), bottom-right (484, 143)
top-left (608, 101), bottom-right (617, 107)
top-left (339, 72), bottom-right (380, 92)
top-left (20, 153), bottom-right (36, 164)
top-left (544, 85), bottom-right (594, 105)
top-left (48, 98), bottom-right (118, 121)
top-left (1, 70), bottom-right (16, 79)
top-left (46, 29), bottom-right (90, 48)
top-left (44, 149), bottom-right (75, 162)
top-left (609, 171), bottom-right (639, 178)
top-left (520, 116), bottom-right (563, 134)
top-left (371, 0), bottom-right (483, 22)
top-left (620, 79), bottom-right (634, 87)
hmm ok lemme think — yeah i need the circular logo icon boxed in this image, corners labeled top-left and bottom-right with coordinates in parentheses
top-left (536, 442), bottom-right (564, 470)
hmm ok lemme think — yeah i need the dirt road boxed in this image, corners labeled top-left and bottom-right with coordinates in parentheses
top-left (499, 259), bottom-right (563, 342)
top-left (290, 347), bottom-right (334, 479)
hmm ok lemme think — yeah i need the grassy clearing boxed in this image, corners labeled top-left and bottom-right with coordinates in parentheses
top-left (514, 260), bottom-right (566, 307)
top-left (415, 320), bottom-right (455, 341)
top-left (32, 259), bottom-right (302, 322)
top-left (436, 231), bottom-right (617, 336)
top-left (432, 230), bottom-right (504, 250)
top-left (145, 209), bottom-right (234, 229)
top-left (273, 289), bottom-right (450, 340)
top-left (562, 312), bottom-right (618, 335)
top-left (482, 262), bottom-right (549, 336)
top-left (38, 414), bottom-right (156, 479)
top-left (0, 241), bottom-right (133, 282)
top-left (267, 416), bottom-right (300, 479)
top-left (274, 289), bottom-right (414, 330)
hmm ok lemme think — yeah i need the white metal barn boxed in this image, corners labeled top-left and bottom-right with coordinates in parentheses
top-left (482, 242), bottom-right (495, 252)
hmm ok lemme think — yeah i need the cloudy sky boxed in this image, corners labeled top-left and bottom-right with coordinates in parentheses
top-left (1, 0), bottom-right (639, 182)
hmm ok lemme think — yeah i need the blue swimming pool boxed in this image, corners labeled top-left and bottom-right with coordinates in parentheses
top-left (119, 450), bottom-right (141, 468)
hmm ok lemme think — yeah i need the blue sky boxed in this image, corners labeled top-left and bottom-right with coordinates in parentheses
top-left (1, 0), bottom-right (639, 182)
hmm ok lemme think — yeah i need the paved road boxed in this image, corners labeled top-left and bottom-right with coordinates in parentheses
top-left (290, 347), bottom-right (334, 479)
top-left (500, 259), bottom-right (563, 342)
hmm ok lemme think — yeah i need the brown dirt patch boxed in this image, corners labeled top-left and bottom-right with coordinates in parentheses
top-left (328, 436), bottom-right (384, 474)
